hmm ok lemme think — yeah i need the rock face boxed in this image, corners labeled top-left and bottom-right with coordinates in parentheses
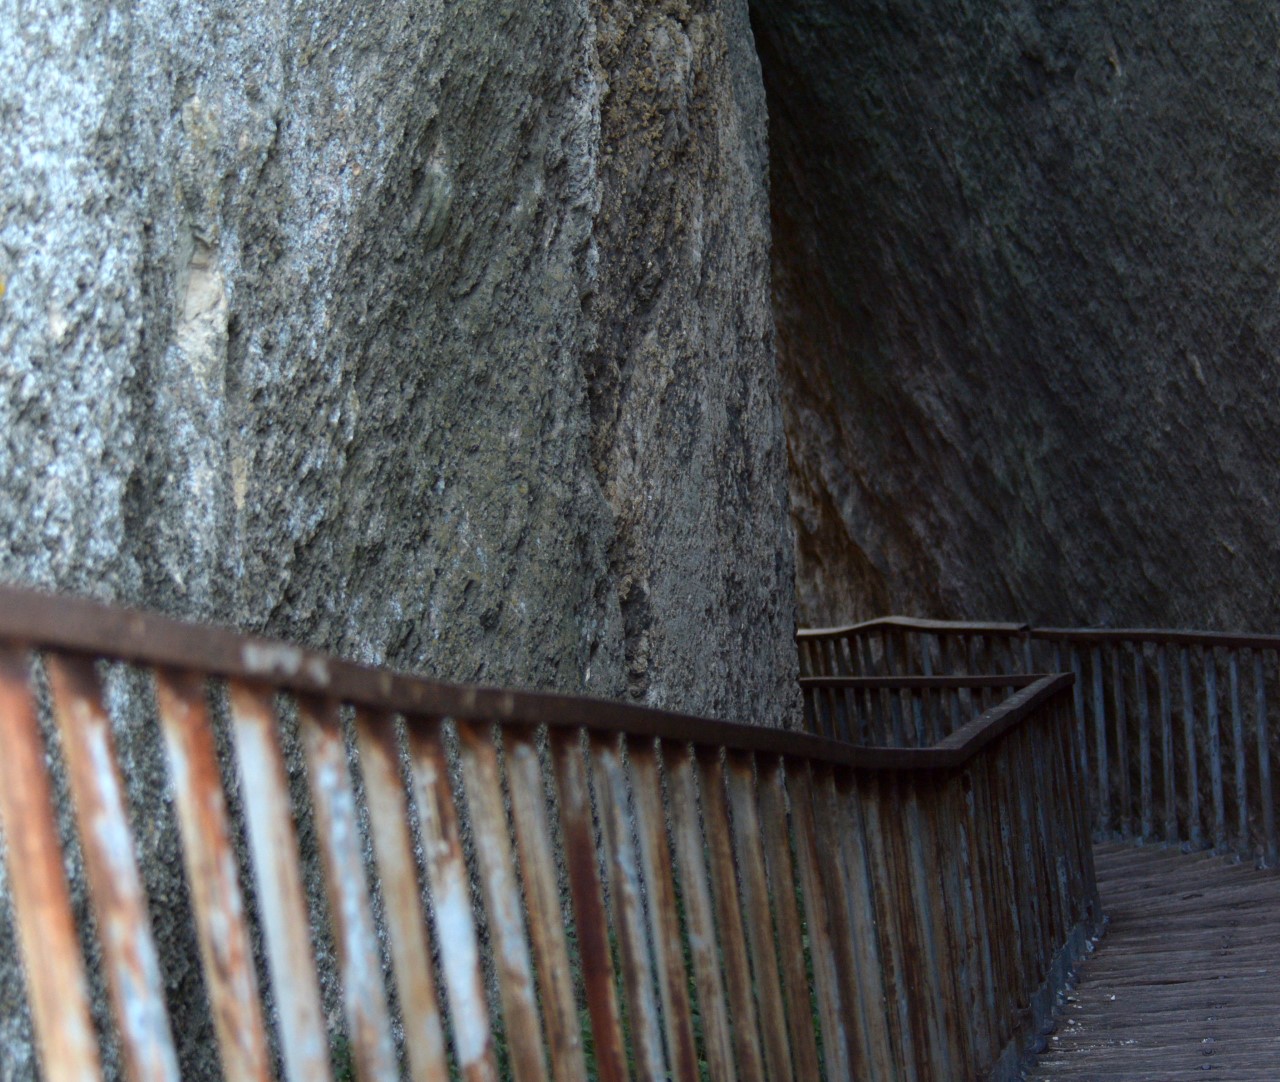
top-left (753, 1), bottom-right (1280, 631)
top-left (0, 1), bottom-right (796, 1074)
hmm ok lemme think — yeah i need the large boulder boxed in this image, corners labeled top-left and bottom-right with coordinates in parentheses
top-left (0, 1), bottom-right (797, 1074)
top-left (754, 0), bottom-right (1280, 631)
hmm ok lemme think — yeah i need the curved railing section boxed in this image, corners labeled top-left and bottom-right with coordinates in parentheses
top-left (800, 617), bottom-right (1280, 864)
top-left (0, 586), bottom-right (1095, 1081)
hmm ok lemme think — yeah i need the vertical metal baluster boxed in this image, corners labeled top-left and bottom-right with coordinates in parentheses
top-left (726, 753), bottom-right (795, 1082)
top-left (1110, 644), bottom-right (1130, 835)
top-left (696, 748), bottom-right (766, 1081)
top-left (0, 647), bottom-right (104, 1082)
top-left (756, 759), bottom-right (823, 1081)
top-left (1204, 650), bottom-right (1226, 849)
top-left (1256, 652), bottom-right (1277, 866)
top-left (226, 681), bottom-right (333, 1082)
top-left (666, 744), bottom-right (735, 1082)
top-left (153, 668), bottom-right (273, 1082)
top-left (47, 655), bottom-right (181, 1082)
top-left (1090, 645), bottom-right (1109, 833)
top-left (297, 697), bottom-right (399, 1082)
top-left (504, 728), bottom-right (589, 1082)
top-left (1178, 646), bottom-right (1202, 846)
top-left (1135, 646), bottom-right (1154, 839)
top-left (407, 720), bottom-right (500, 1082)
top-left (353, 709), bottom-right (452, 1082)
top-left (1230, 652), bottom-right (1248, 855)
top-left (457, 721), bottom-right (550, 1082)
top-left (628, 740), bottom-right (699, 1082)
top-left (1159, 646), bottom-right (1177, 841)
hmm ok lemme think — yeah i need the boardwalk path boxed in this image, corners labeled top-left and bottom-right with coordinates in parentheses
top-left (1030, 841), bottom-right (1280, 1080)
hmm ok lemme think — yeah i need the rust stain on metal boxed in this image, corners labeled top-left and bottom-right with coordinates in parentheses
top-left (226, 679), bottom-right (333, 1082)
top-left (504, 727), bottom-right (589, 1082)
top-left (548, 726), bottom-right (629, 1082)
top-left (628, 739), bottom-right (700, 1082)
top-left (354, 708), bottom-right (451, 1082)
top-left (0, 646), bottom-right (103, 1082)
top-left (153, 666), bottom-right (272, 1082)
top-left (47, 654), bottom-right (181, 1082)
top-left (406, 719), bottom-right (500, 1082)
top-left (590, 733), bottom-right (667, 1080)
top-left (666, 744), bottom-right (736, 1082)
top-left (456, 720), bottom-right (549, 1082)
top-left (297, 695), bottom-right (399, 1081)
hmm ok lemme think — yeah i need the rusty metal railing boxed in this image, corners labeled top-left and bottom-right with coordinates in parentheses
top-left (0, 586), bottom-right (1095, 1081)
top-left (800, 617), bottom-right (1280, 864)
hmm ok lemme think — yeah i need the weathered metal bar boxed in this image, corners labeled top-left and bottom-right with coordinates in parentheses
top-left (0, 647), bottom-right (104, 1082)
top-left (627, 739), bottom-right (699, 1082)
top-left (1109, 644), bottom-right (1130, 836)
top-left (153, 667), bottom-right (272, 1082)
top-left (1090, 645), bottom-right (1110, 832)
top-left (1158, 646), bottom-right (1177, 841)
top-left (1177, 650), bottom-right (1198, 845)
top-left (46, 654), bottom-right (181, 1082)
top-left (353, 708), bottom-right (452, 1082)
top-left (1229, 652), bottom-right (1248, 855)
top-left (755, 758), bottom-right (823, 1081)
top-left (406, 720), bottom-right (500, 1082)
top-left (1135, 647), bottom-right (1154, 838)
top-left (297, 696), bottom-right (399, 1081)
top-left (590, 733), bottom-right (666, 1082)
top-left (665, 744), bottom-right (736, 1082)
top-left (696, 748), bottom-right (766, 1080)
top-left (820, 768), bottom-right (884, 1079)
top-left (786, 760), bottom-right (852, 1079)
top-left (226, 680), bottom-right (333, 1082)
top-left (456, 720), bottom-right (550, 1082)
top-left (1203, 650), bottom-right (1227, 848)
top-left (726, 752), bottom-right (794, 1082)
top-left (1257, 653), bottom-right (1277, 865)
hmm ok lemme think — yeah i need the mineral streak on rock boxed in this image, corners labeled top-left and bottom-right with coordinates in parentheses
top-left (754, 1), bottom-right (1280, 631)
top-left (0, 0), bottom-right (796, 1074)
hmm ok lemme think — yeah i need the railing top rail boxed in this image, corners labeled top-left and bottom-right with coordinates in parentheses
top-left (798, 616), bottom-right (1030, 638)
top-left (0, 584), bottom-right (1070, 774)
top-left (800, 674), bottom-right (1043, 690)
top-left (799, 614), bottom-right (1280, 652)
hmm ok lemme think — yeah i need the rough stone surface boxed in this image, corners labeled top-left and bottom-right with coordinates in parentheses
top-left (753, 1), bottom-right (1280, 631)
top-left (0, 1), bottom-right (797, 1075)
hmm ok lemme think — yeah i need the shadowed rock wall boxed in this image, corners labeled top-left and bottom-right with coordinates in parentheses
top-left (0, 1), bottom-right (796, 1074)
top-left (753, 1), bottom-right (1280, 630)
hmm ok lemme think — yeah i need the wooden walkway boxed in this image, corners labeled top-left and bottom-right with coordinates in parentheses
top-left (1031, 840), bottom-right (1280, 1080)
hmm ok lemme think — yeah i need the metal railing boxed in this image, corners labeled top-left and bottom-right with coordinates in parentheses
top-left (0, 587), bottom-right (1095, 1081)
top-left (800, 617), bottom-right (1280, 864)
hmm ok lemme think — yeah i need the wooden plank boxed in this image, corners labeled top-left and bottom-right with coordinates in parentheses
top-left (1158, 647), bottom-right (1177, 840)
top-left (46, 654), bottom-right (180, 1082)
top-left (353, 709), bottom-right (451, 1082)
top-left (226, 680), bottom-right (332, 1082)
top-left (503, 728), bottom-right (589, 1082)
top-left (406, 719), bottom-right (500, 1082)
top-left (297, 696), bottom-right (399, 1081)
top-left (153, 667), bottom-right (272, 1082)
top-left (456, 721), bottom-right (548, 1082)
top-left (1109, 644), bottom-right (1131, 835)
top-left (0, 647), bottom-right (103, 1082)
top-left (1135, 647), bottom-right (1154, 838)
top-left (1204, 650), bottom-right (1227, 847)
top-left (1229, 653), bottom-right (1248, 855)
